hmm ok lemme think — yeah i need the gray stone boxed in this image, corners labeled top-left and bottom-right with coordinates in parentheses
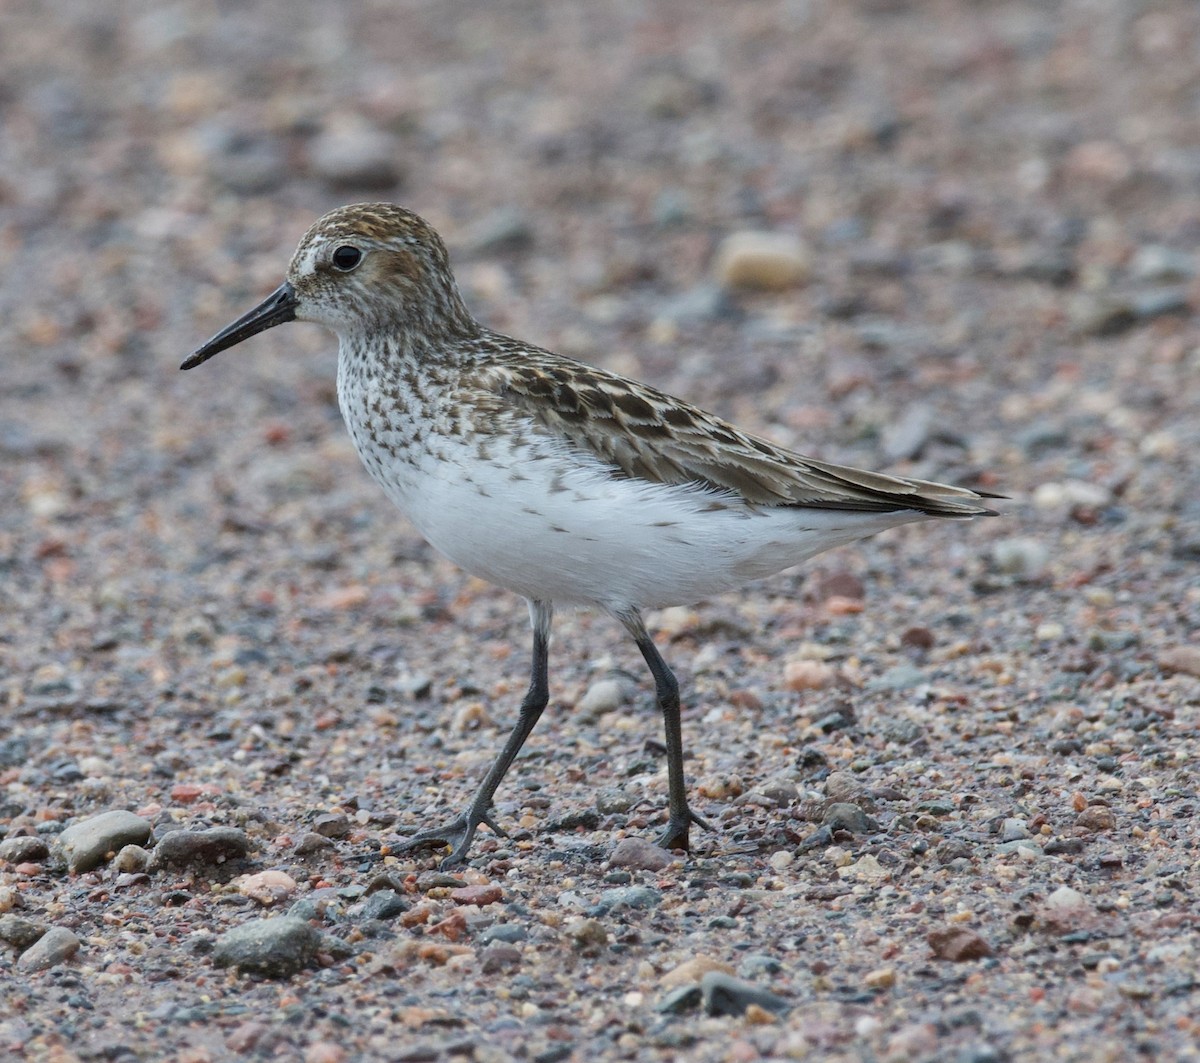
top-left (309, 121), bottom-right (403, 191)
top-left (56, 810), bottom-right (152, 873)
top-left (996, 839), bottom-right (1043, 855)
top-left (114, 844), bottom-right (151, 872)
top-left (737, 954), bottom-right (782, 979)
top-left (479, 923), bottom-right (528, 945)
top-left (565, 917), bottom-right (608, 948)
top-left (150, 827), bottom-right (250, 870)
top-left (0, 914), bottom-right (46, 950)
top-left (880, 403), bottom-right (933, 463)
top-left (312, 813), bottom-right (351, 838)
top-left (293, 832), bottom-right (335, 856)
top-left (652, 188), bottom-right (692, 226)
top-left (0, 836), bottom-right (49, 863)
top-left (479, 944), bottom-right (522, 974)
top-left (17, 926), bottom-right (79, 972)
top-left (360, 889), bottom-right (407, 921)
top-left (654, 284), bottom-right (735, 327)
top-left (1129, 245), bottom-right (1196, 283)
top-left (657, 984), bottom-right (703, 1014)
top-left (212, 917), bottom-right (321, 978)
top-left (598, 885), bottom-right (661, 912)
top-left (577, 675), bottom-right (634, 717)
top-left (700, 971), bottom-right (790, 1016)
top-left (822, 802), bottom-right (877, 834)
top-left (1001, 818), bottom-right (1031, 841)
top-left (596, 788), bottom-right (638, 814)
top-left (824, 771), bottom-right (869, 805)
top-left (461, 207), bottom-right (534, 255)
top-left (868, 664), bottom-right (927, 692)
top-left (609, 837), bottom-right (674, 871)
top-left (196, 123), bottom-right (287, 194)
top-left (757, 777), bottom-right (800, 806)
top-left (991, 537), bottom-right (1049, 578)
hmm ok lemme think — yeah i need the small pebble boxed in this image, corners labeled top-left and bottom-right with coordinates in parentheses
top-left (17, 926), bottom-right (80, 972)
top-left (1159, 646), bottom-right (1200, 678)
top-left (864, 966), bottom-right (897, 989)
top-left (212, 917), bottom-right (321, 978)
top-left (308, 119), bottom-right (402, 191)
top-left (294, 833), bottom-right (336, 856)
top-left (598, 885), bottom-right (661, 912)
top-left (565, 917), bottom-right (608, 949)
top-left (783, 659), bottom-right (836, 691)
top-left (150, 826), bottom-right (250, 869)
top-left (238, 870), bottom-right (298, 906)
top-left (768, 850), bottom-right (793, 871)
top-left (824, 771), bottom-right (869, 805)
top-left (1077, 806), bottom-right (1116, 832)
top-left (478, 923), bottom-right (527, 945)
top-left (609, 836), bottom-right (674, 871)
top-left (113, 844), bottom-right (151, 872)
top-left (479, 944), bottom-right (522, 973)
top-left (305, 1043), bottom-right (348, 1063)
top-left (596, 788), bottom-right (638, 814)
top-left (700, 971), bottom-right (790, 1017)
top-left (577, 676), bottom-right (633, 716)
top-left (822, 802), bottom-right (876, 834)
top-left (886, 1022), bottom-right (940, 1061)
top-left (697, 773), bottom-right (743, 800)
top-left (714, 231), bottom-right (812, 291)
top-left (361, 889), bottom-right (409, 921)
top-left (991, 537), bottom-right (1049, 578)
top-left (657, 984), bottom-right (703, 1014)
top-left (1045, 885), bottom-right (1088, 912)
top-left (0, 836), bottom-right (50, 864)
top-left (0, 914), bottom-right (46, 950)
top-left (927, 926), bottom-right (993, 961)
top-left (313, 813), bottom-right (351, 838)
top-left (660, 955), bottom-right (734, 988)
top-left (55, 809), bottom-right (153, 873)
top-left (450, 884), bottom-right (502, 907)
top-left (1001, 818), bottom-right (1031, 841)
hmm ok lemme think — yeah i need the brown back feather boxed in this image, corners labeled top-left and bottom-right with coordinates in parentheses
top-left (478, 340), bottom-right (996, 517)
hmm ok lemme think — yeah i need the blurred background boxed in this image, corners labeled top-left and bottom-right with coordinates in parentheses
top-left (3, 0), bottom-right (1196, 660)
top-left (1, 1), bottom-right (1199, 1056)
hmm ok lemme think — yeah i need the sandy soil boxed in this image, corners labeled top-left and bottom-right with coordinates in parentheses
top-left (1, 1), bottom-right (1199, 1060)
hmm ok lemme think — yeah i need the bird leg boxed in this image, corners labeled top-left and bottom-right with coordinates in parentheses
top-left (396, 600), bottom-right (552, 868)
top-left (618, 609), bottom-right (712, 851)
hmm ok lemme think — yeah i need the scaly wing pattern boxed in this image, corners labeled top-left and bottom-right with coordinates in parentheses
top-left (477, 341), bottom-right (996, 517)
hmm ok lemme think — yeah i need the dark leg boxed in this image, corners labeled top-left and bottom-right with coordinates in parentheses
top-left (616, 609), bottom-right (712, 851)
top-left (397, 600), bottom-right (552, 868)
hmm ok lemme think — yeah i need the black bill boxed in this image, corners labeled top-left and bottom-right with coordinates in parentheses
top-left (181, 282), bottom-right (298, 370)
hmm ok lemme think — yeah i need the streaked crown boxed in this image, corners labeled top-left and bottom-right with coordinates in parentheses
top-left (288, 203), bottom-right (475, 336)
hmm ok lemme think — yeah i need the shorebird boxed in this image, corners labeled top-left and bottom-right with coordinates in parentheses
top-left (183, 203), bottom-right (996, 866)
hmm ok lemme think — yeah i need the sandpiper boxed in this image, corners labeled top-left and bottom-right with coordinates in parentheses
top-left (183, 203), bottom-right (997, 866)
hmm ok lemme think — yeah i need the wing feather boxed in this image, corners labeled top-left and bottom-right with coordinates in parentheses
top-left (475, 341), bottom-right (997, 518)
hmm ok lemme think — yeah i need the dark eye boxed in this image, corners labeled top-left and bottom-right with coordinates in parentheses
top-left (331, 245), bottom-right (363, 271)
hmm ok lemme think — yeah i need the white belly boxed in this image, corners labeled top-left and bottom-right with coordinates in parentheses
top-left (346, 418), bottom-right (925, 611)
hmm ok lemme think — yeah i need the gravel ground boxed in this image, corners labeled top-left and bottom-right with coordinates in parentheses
top-left (2, 1), bottom-right (1199, 1060)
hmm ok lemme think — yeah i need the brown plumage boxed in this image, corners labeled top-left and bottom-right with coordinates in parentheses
top-left (183, 202), bottom-right (999, 868)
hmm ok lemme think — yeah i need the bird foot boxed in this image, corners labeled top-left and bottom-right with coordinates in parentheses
top-left (393, 810), bottom-right (508, 869)
top-left (657, 807), bottom-right (713, 852)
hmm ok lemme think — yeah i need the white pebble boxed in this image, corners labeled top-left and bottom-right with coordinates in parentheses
top-left (714, 231), bottom-right (812, 291)
top-left (1045, 885), bottom-right (1087, 911)
top-left (577, 676), bottom-right (632, 716)
top-left (991, 537), bottom-right (1048, 577)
